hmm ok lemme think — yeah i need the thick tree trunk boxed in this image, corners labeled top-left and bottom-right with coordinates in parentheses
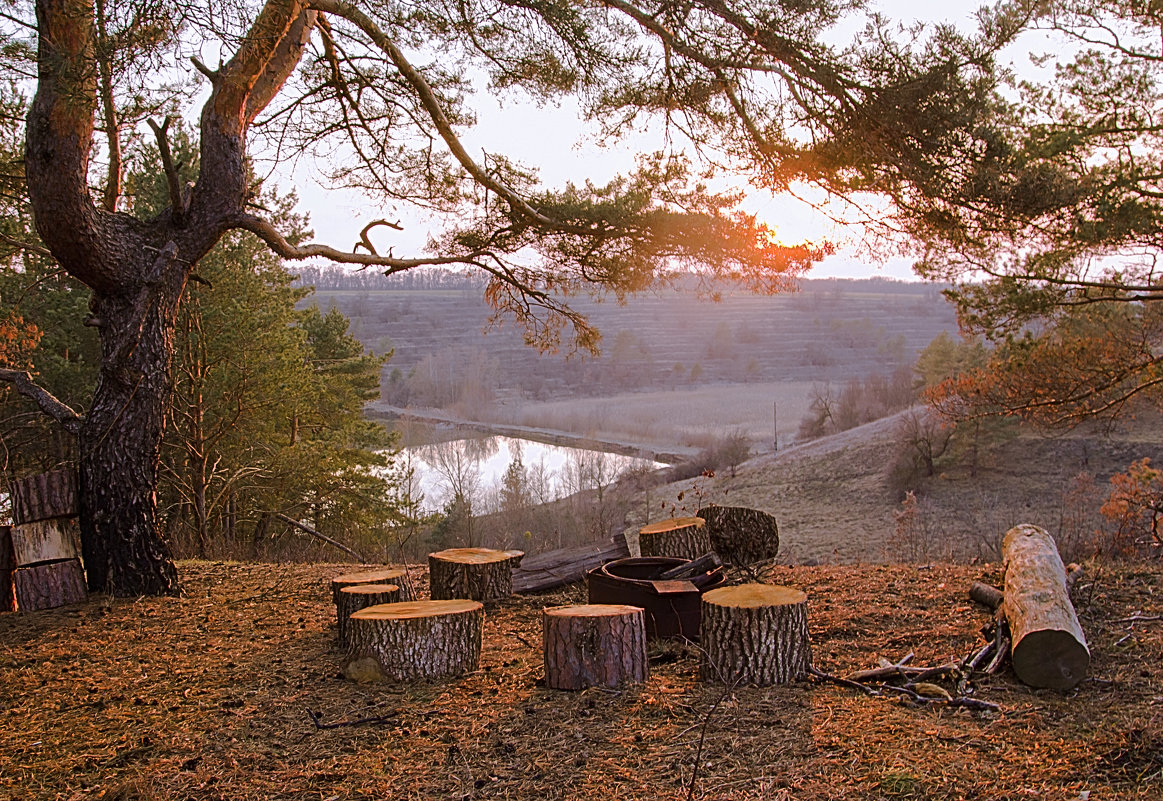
top-left (79, 263), bottom-right (185, 596)
top-left (700, 583), bottom-right (811, 686)
top-left (1002, 524), bottom-right (1089, 690)
top-left (542, 604), bottom-right (649, 690)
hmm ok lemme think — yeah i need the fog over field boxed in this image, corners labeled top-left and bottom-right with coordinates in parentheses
top-left (306, 273), bottom-right (959, 453)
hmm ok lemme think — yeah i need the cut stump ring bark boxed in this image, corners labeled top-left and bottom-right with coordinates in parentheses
top-left (336, 583), bottom-right (400, 648)
top-left (330, 567), bottom-right (413, 605)
top-left (343, 599), bottom-right (483, 682)
top-left (700, 583), bottom-right (811, 686)
top-left (428, 548), bottom-right (524, 602)
top-left (638, 516), bottom-right (709, 561)
top-left (542, 604), bottom-right (649, 690)
top-left (1002, 524), bottom-right (1089, 690)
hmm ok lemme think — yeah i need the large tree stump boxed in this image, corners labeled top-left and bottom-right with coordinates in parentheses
top-left (638, 517), bottom-right (709, 561)
top-left (428, 548), bottom-right (523, 602)
top-left (543, 604), bottom-right (649, 690)
top-left (336, 583), bottom-right (401, 647)
top-left (1002, 524), bottom-right (1090, 690)
top-left (330, 567), bottom-right (414, 605)
top-left (0, 526), bottom-right (15, 613)
top-left (11, 518), bottom-right (82, 566)
top-left (343, 599), bottom-right (483, 682)
top-left (10, 468), bottom-right (78, 524)
top-left (696, 505), bottom-right (780, 565)
top-left (14, 560), bottom-right (87, 611)
top-left (700, 583), bottom-right (811, 686)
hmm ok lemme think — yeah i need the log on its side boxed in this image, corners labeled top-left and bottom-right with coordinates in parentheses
top-left (11, 468), bottom-right (78, 524)
top-left (543, 604), bottom-right (648, 690)
top-left (696, 505), bottom-right (780, 565)
top-left (1002, 524), bottom-right (1089, 690)
top-left (0, 526), bottom-right (14, 613)
top-left (700, 583), bottom-right (811, 686)
top-left (11, 518), bottom-right (82, 566)
top-left (512, 536), bottom-right (629, 594)
top-left (343, 599), bottom-right (483, 682)
top-left (336, 583), bottom-right (400, 647)
top-left (14, 559), bottom-right (87, 611)
top-left (428, 548), bottom-right (522, 602)
top-left (638, 517), bottom-right (709, 561)
top-left (330, 567), bottom-right (413, 605)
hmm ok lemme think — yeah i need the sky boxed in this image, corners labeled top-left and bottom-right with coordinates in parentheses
top-left (285, 0), bottom-right (1006, 283)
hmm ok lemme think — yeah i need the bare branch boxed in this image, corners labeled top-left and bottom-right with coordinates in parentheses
top-left (274, 512), bottom-right (365, 561)
top-left (147, 116), bottom-right (186, 225)
top-left (0, 232), bottom-right (53, 259)
top-left (0, 369), bottom-right (82, 435)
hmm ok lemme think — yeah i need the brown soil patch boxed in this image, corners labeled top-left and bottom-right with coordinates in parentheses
top-left (2, 560), bottom-right (1161, 800)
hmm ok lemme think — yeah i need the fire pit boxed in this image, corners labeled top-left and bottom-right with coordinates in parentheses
top-left (586, 556), bottom-right (725, 641)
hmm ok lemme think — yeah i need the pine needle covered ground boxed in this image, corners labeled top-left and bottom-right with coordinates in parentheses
top-left (1, 559), bottom-right (1161, 800)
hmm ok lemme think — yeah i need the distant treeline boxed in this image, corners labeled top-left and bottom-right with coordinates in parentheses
top-left (294, 264), bottom-right (940, 295)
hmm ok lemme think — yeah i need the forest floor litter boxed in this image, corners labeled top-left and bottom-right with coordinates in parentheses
top-left (2, 559), bottom-right (1161, 800)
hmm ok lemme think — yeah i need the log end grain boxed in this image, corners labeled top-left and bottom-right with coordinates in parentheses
top-left (330, 566), bottom-right (412, 603)
top-left (1011, 628), bottom-right (1091, 690)
top-left (703, 583), bottom-right (806, 609)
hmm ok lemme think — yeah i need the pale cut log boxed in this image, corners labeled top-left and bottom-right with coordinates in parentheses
top-left (11, 518), bottom-right (82, 566)
top-left (696, 505), bottom-right (780, 565)
top-left (0, 526), bottom-right (14, 613)
top-left (336, 583), bottom-right (400, 647)
top-left (700, 583), bottom-right (811, 686)
top-left (428, 547), bottom-right (523, 602)
top-left (969, 581), bottom-right (1005, 611)
top-left (330, 567), bottom-right (413, 604)
top-left (14, 559), bottom-right (87, 611)
top-left (1002, 524), bottom-right (1089, 690)
top-left (10, 468), bottom-right (78, 524)
top-left (543, 604), bottom-right (649, 690)
top-left (638, 517), bottom-right (709, 561)
top-left (343, 599), bottom-right (483, 682)
top-left (512, 536), bottom-right (629, 594)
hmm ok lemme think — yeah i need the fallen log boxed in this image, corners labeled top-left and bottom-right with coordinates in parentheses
top-left (512, 536), bottom-right (629, 594)
top-left (1002, 524), bottom-right (1089, 690)
top-left (656, 552), bottom-right (721, 581)
top-left (969, 581), bottom-right (1004, 611)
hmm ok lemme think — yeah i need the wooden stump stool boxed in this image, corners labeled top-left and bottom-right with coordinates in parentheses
top-left (700, 583), bottom-right (811, 686)
top-left (428, 548), bottom-right (524, 602)
top-left (336, 583), bottom-right (401, 647)
top-left (0, 527), bottom-right (14, 613)
top-left (343, 599), bottom-right (483, 682)
top-left (543, 604), bottom-right (649, 690)
top-left (331, 567), bottom-right (414, 604)
top-left (639, 517), bottom-right (709, 561)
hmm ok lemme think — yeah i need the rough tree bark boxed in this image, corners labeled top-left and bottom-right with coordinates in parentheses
top-left (429, 547), bottom-right (523, 602)
top-left (638, 517), bottom-right (709, 561)
top-left (343, 599), bottom-right (483, 682)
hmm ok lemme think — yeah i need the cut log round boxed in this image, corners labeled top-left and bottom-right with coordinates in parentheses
top-left (336, 583), bottom-right (401, 647)
top-left (11, 518), bottom-right (82, 566)
top-left (638, 517), bottom-right (709, 561)
top-left (1002, 524), bottom-right (1090, 690)
top-left (700, 583), bottom-right (811, 686)
top-left (343, 599), bottom-right (483, 682)
top-left (696, 505), bottom-right (780, 565)
top-left (543, 604), bottom-right (649, 690)
top-left (330, 567), bottom-right (413, 605)
top-left (13, 558), bottom-right (87, 611)
top-left (0, 526), bottom-right (14, 613)
top-left (428, 548), bottom-right (523, 602)
top-left (10, 468), bottom-right (78, 524)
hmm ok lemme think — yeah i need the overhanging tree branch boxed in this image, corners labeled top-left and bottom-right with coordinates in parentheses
top-left (0, 369), bottom-right (83, 435)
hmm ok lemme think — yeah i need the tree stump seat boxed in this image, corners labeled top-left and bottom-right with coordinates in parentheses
top-left (336, 583), bottom-right (401, 647)
top-left (330, 567), bottom-right (414, 605)
top-left (343, 599), bottom-right (483, 682)
top-left (428, 548), bottom-right (524, 602)
top-left (700, 583), bottom-right (811, 686)
top-left (542, 604), bottom-right (649, 690)
top-left (638, 516), bottom-right (709, 561)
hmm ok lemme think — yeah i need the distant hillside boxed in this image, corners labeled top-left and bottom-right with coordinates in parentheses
top-left (303, 275), bottom-right (959, 405)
